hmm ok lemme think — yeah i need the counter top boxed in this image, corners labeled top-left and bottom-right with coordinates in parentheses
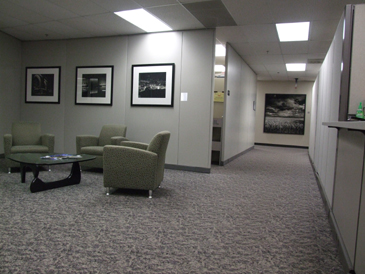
top-left (323, 121), bottom-right (365, 131)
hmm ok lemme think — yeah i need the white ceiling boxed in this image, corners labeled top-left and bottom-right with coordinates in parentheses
top-left (1, 0), bottom-right (364, 81)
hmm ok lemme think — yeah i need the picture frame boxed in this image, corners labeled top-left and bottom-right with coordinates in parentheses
top-left (75, 66), bottom-right (113, 105)
top-left (131, 63), bottom-right (175, 107)
top-left (25, 67), bottom-right (61, 104)
top-left (264, 94), bottom-right (306, 135)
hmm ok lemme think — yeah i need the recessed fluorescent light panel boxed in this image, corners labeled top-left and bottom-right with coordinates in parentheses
top-left (215, 65), bottom-right (225, 72)
top-left (114, 9), bottom-right (172, 33)
top-left (276, 22), bottom-right (310, 42)
top-left (215, 44), bottom-right (226, 56)
top-left (286, 63), bottom-right (306, 71)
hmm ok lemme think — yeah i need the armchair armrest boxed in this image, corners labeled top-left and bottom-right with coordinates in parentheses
top-left (120, 141), bottom-right (148, 150)
top-left (111, 136), bottom-right (129, 145)
top-left (4, 134), bottom-right (12, 156)
top-left (76, 135), bottom-right (99, 153)
top-left (41, 134), bottom-right (55, 153)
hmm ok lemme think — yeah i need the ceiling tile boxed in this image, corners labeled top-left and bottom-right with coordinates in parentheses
top-left (249, 42), bottom-right (282, 55)
top-left (222, 0), bottom-right (274, 25)
top-left (133, 0), bottom-right (177, 7)
top-left (283, 54), bottom-right (309, 63)
top-left (310, 20), bottom-right (340, 41)
top-left (259, 54), bottom-right (285, 65)
top-left (59, 17), bottom-right (115, 37)
top-left (249, 64), bottom-right (268, 72)
top-left (265, 64), bottom-right (287, 72)
top-left (10, 0), bottom-right (78, 20)
top-left (90, 0), bottom-right (140, 12)
top-left (308, 41), bottom-right (331, 54)
top-left (0, 12), bottom-right (28, 28)
top-left (86, 13), bottom-right (144, 35)
top-left (240, 24), bottom-right (279, 43)
top-left (182, 0), bottom-right (236, 28)
top-left (280, 42), bottom-right (309, 55)
top-left (216, 26), bottom-right (248, 44)
top-left (36, 21), bottom-right (94, 39)
top-left (0, 1), bottom-right (52, 23)
top-left (229, 42), bottom-right (257, 56)
top-left (147, 4), bottom-right (205, 30)
top-left (47, 0), bottom-right (109, 16)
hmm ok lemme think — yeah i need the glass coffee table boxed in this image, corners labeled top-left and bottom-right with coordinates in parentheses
top-left (7, 153), bottom-right (96, 193)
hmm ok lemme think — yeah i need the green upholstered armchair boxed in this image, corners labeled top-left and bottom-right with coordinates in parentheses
top-left (103, 131), bottom-right (170, 198)
top-left (4, 121), bottom-right (55, 173)
top-left (76, 125), bottom-right (127, 170)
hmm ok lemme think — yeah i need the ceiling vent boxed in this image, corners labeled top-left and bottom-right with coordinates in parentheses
top-left (307, 59), bottom-right (324, 64)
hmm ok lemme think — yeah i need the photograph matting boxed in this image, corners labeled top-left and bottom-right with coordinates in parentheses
top-left (25, 67), bottom-right (61, 104)
top-left (131, 63), bottom-right (175, 107)
top-left (75, 66), bottom-right (113, 105)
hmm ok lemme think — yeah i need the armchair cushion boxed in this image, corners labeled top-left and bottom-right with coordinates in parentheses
top-left (80, 146), bottom-right (104, 156)
top-left (99, 125), bottom-right (127, 146)
top-left (4, 121), bottom-right (55, 170)
top-left (12, 121), bottom-right (42, 146)
top-left (76, 124), bottom-right (127, 169)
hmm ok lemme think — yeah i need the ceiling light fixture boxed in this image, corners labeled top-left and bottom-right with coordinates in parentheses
top-left (215, 44), bottom-right (226, 56)
top-left (286, 63), bottom-right (306, 71)
top-left (276, 22), bottom-right (310, 42)
top-left (214, 65), bottom-right (225, 72)
top-left (114, 9), bottom-right (172, 33)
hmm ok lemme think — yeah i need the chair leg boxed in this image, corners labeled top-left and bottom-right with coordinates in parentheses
top-left (48, 165), bottom-right (51, 171)
top-left (8, 168), bottom-right (11, 174)
top-left (148, 190), bottom-right (152, 199)
top-left (105, 187), bottom-right (110, 195)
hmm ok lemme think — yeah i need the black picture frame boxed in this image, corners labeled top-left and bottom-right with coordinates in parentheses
top-left (131, 63), bottom-right (175, 107)
top-left (75, 66), bottom-right (113, 105)
top-left (25, 67), bottom-right (61, 104)
top-left (264, 94), bottom-right (306, 135)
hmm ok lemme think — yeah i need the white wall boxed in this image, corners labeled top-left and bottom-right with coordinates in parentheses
top-left (255, 81), bottom-right (313, 147)
top-left (309, 13), bottom-right (344, 207)
top-left (16, 29), bottom-right (215, 171)
top-left (0, 32), bottom-right (22, 154)
top-left (349, 4), bottom-right (365, 113)
top-left (221, 44), bottom-right (256, 163)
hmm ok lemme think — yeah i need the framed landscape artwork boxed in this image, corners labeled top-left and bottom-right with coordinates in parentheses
top-left (75, 66), bottom-right (113, 105)
top-left (131, 63), bottom-right (175, 107)
top-left (264, 94), bottom-right (306, 135)
top-left (25, 67), bottom-right (61, 104)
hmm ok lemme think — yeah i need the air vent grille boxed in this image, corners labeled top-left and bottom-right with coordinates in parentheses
top-left (307, 59), bottom-right (323, 64)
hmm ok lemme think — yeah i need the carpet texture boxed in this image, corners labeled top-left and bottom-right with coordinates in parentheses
top-left (0, 146), bottom-right (344, 273)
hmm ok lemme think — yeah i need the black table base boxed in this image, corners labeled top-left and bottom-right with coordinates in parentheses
top-left (20, 162), bottom-right (81, 193)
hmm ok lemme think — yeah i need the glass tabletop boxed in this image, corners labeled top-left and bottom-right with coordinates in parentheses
top-left (7, 153), bottom-right (96, 165)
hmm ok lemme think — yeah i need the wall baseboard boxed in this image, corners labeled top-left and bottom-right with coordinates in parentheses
top-left (308, 155), bottom-right (353, 273)
top-left (254, 143), bottom-right (308, 149)
top-left (165, 164), bottom-right (210, 174)
top-left (220, 146), bottom-right (254, 166)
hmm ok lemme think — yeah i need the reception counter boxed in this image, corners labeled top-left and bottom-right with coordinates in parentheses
top-left (323, 121), bottom-right (365, 273)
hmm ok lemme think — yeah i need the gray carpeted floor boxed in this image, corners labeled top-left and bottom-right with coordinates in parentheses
top-left (0, 146), bottom-right (344, 273)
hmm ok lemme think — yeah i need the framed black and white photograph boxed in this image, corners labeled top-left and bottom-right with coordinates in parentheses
top-left (131, 63), bottom-right (175, 107)
top-left (264, 94), bottom-right (306, 135)
top-left (25, 67), bottom-right (61, 104)
top-left (75, 66), bottom-right (113, 105)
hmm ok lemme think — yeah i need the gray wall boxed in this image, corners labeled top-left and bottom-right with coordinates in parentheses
top-left (222, 44), bottom-right (256, 162)
top-left (3, 29), bottom-right (216, 170)
top-left (0, 32), bottom-right (22, 149)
